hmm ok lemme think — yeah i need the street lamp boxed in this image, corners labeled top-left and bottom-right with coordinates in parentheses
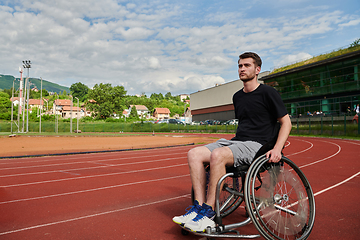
top-left (22, 60), bottom-right (31, 133)
top-left (74, 97), bottom-right (79, 133)
top-left (39, 77), bottom-right (42, 133)
top-left (70, 95), bottom-right (73, 133)
top-left (11, 78), bottom-right (16, 134)
top-left (18, 67), bottom-right (23, 133)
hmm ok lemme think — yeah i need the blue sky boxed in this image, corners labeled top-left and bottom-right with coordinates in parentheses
top-left (0, 0), bottom-right (359, 95)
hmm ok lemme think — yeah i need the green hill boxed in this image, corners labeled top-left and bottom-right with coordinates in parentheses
top-left (0, 74), bottom-right (70, 94)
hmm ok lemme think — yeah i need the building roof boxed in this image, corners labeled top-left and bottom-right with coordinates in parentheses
top-left (28, 99), bottom-right (44, 105)
top-left (62, 106), bottom-right (82, 111)
top-left (54, 99), bottom-right (72, 106)
top-left (154, 108), bottom-right (170, 114)
top-left (131, 105), bottom-right (149, 111)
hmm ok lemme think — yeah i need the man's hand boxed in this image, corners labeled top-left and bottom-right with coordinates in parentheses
top-left (266, 148), bottom-right (282, 163)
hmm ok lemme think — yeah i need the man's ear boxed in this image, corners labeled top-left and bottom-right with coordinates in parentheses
top-left (256, 66), bottom-right (261, 75)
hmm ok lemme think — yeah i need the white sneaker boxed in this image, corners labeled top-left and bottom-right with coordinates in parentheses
top-left (184, 203), bottom-right (216, 233)
top-left (172, 200), bottom-right (202, 226)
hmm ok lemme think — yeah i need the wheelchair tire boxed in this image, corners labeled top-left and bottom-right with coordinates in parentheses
top-left (244, 155), bottom-right (315, 240)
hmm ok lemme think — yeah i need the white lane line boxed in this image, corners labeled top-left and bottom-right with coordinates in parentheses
top-left (0, 173), bottom-right (189, 205)
top-left (0, 152), bottom-right (186, 171)
top-left (0, 156), bottom-right (187, 178)
top-left (313, 171), bottom-right (360, 196)
top-left (1, 163), bottom-right (188, 188)
top-left (298, 140), bottom-right (341, 169)
top-left (0, 145), bottom-right (191, 164)
top-left (0, 194), bottom-right (191, 236)
top-left (1, 171), bottom-right (358, 236)
top-left (286, 140), bottom-right (313, 156)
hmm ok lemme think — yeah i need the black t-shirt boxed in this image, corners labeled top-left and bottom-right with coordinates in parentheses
top-left (232, 84), bottom-right (287, 145)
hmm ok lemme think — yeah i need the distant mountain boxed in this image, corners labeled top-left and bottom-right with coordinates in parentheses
top-left (0, 74), bottom-right (70, 94)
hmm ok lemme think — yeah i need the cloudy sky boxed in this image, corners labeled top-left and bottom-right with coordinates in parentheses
top-left (0, 0), bottom-right (359, 95)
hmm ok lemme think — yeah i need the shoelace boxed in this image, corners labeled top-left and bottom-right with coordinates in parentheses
top-left (192, 208), bottom-right (207, 222)
top-left (184, 204), bottom-right (198, 216)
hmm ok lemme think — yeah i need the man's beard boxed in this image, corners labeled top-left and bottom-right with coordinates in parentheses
top-left (240, 73), bottom-right (256, 82)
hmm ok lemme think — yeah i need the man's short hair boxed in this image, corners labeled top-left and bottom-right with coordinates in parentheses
top-left (239, 52), bottom-right (262, 67)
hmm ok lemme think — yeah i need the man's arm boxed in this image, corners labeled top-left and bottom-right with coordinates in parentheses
top-left (266, 114), bottom-right (292, 162)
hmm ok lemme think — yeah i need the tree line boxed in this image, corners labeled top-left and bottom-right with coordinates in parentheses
top-left (0, 82), bottom-right (189, 122)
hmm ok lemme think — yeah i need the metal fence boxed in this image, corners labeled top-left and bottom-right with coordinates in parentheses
top-left (1, 118), bottom-right (359, 137)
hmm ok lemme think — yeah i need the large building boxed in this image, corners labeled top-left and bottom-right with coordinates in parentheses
top-left (190, 49), bottom-right (360, 121)
top-left (190, 72), bottom-right (269, 121)
top-left (261, 50), bottom-right (360, 117)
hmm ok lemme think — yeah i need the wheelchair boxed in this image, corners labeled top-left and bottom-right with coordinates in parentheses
top-left (181, 138), bottom-right (316, 240)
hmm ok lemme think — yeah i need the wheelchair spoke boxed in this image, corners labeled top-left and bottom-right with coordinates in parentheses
top-left (245, 156), bottom-right (315, 240)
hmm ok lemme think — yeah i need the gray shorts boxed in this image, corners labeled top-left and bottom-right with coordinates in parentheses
top-left (205, 139), bottom-right (262, 167)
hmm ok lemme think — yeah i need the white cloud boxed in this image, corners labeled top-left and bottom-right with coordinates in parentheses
top-left (0, 0), bottom-right (359, 95)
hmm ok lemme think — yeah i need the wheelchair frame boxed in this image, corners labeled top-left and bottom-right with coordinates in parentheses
top-left (181, 154), bottom-right (316, 240)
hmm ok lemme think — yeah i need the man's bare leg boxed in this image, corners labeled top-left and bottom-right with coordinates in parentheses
top-left (206, 146), bottom-right (234, 209)
top-left (187, 146), bottom-right (212, 205)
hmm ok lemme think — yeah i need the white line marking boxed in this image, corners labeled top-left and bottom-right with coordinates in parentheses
top-left (0, 173), bottom-right (189, 205)
top-left (286, 139), bottom-right (313, 156)
top-left (298, 140), bottom-right (341, 169)
top-left (0, 156), bottom-right (187, 178)
top-left (0, 194), bottom-right (191, 236)
top-left (1, 171), bottom-right (358, 236)
top-left (1, 163), bottom-right (188, 188)
top-left (314, 171), bottom-right (360, 196)
top-left (0, 152), bottom-right (186, 171)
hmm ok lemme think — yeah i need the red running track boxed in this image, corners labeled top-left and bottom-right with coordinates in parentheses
top-left (0, 136), bottom-right (359, 240)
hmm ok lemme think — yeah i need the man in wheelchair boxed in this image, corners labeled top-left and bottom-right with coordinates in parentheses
top-left (173, 52), bottom-right (292, 233)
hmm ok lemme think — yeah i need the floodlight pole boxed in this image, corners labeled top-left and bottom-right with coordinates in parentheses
top-left (11, 79), bottom-right (15, 134)
top-left (22, 60), bottom-right (31, 133)
top-left (70, 95), bottom-right (73, 133)
top-left (39, 77), bottom-right (42, 133)
top-left (74, 97), bottom-right (79, 133)
top-left (18, 67), bottom-right (23, 133)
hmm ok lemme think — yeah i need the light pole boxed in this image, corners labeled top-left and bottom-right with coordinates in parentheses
top-left (18, 67), bottom-right (23, 133)
top-left (74, 97), bottom-right (79, 133)
top-left (39, 77), bottom-right (42, 133)
top-left (11, 78), bottom-right (15, 134)
top-left (70, 95), bottom-right (73, 133)
top-left (22, 60), bottom-right (31, 133)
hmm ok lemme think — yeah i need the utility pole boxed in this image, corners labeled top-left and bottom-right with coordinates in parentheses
top-left (18, 67), bottom-right (23, 133)
top-left (39, 77), bottom-right (42, 133)
top-left (70, 95), bottom-right (73, 133)
top-left (74, 97), bottom-right (79, 133)
top-left (22, 60), bottom-right (31, 133)
top-left (11, 79), bottom-right (15, 134)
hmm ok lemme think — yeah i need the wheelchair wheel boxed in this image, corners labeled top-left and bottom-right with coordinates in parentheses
top-left (244, 155), bottom-right (315, 240)
top-left (191, 166), bottom-right (243, 218)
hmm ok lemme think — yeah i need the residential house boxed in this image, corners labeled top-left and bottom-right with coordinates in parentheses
top-left (53, 99), bottom-right (86, 119)
top-left (28, 99), bottom-right (44, 110)
top-left (10, 97), bottom-right (20, 106)
top-left (61, 106), bottom-right (83, 119)
top-left (153, 108), bottom-right (170, 120)
top-left (53, 99), bottom-right (71, 116)
top-left (129, 105), bottom-right (149, 118)
top-left (179, 94), bottom-right (190, 102)
top-left (11, 97), bottom-right (44, 110)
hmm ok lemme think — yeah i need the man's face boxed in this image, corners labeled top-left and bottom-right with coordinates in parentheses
top-left (238, 58), bottom-right (260, 82)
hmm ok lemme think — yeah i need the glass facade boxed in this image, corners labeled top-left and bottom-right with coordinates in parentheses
top-left (262, 51), bottom-right (360, 117)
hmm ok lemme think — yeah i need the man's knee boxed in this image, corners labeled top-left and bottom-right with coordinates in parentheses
top-left (187, 146), bottom-right (210, 164)
top-left (209, 147), bottom-right (234, 166)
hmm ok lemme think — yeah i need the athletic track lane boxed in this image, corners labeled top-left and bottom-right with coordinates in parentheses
top-left (0, 136), bottom-right (359, 239)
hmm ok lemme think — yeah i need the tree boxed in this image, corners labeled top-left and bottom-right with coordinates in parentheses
top-left (0, 92), bottom-right (11, 120)
top-left (70, 82), bottom-right (90, 102)
top-left (88, 83), bottom-right (127, 119)
top-left (129, 106), bottom-right (139, 119)
top-left (165, 92), bottom-right (172, 99)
